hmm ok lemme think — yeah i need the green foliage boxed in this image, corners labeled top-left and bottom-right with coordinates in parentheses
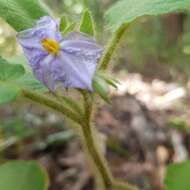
top-left (0, 84), bottom-right (20, 105)
top-left (168, 117), bottom-right (190, 131)
top-left (0, 118), bottom-right (31, 138)
top-left (105, 0), bottom-right (190, 30)
top-left (118, 14), bottom-right (190, 78)
top-left (0, 161), bottom-right (49, 190)
top-left (16, 73), bottom-right (47, 92)
top-left (80, 9), bottom-right (95, 36)
top-left (0, 57), bottom-right (25, 79)
top-left (60, 15), bottom-right (68, 32)
top-left (0, 0), bottom-right (48, 31)
top-left (61, 22), bottom-right (76, 36)
top-left (122, 17), bottom-right (165, 67)
top-left (164, 161), bottom-right (190, 190)
top-left (5, 56), bottom-right (47, 92)
top-left (97, 72), bottom-right (119, 89)
top-left (92, 72), bottom-right (120, 103)
top-left (0, 57), bottom-right (25, 104)
top-left (93, 74), bottom-right (110, 103)
top-left (45, 0), bottom-right (85, 16)
top-left (0, 63), bottom-right (25, 81)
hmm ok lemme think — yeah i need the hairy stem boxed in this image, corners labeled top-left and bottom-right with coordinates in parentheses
top-left (81, 93), bottom-right (138, 190)
top-left (22, 89), bottom-right (139, 190)
top-left (99, 23), bottom-right (130, 70)
top-left (81, 91), bottom-right (113, 189)
top-left (81, 122), bottom-right (113, 189)
top-left (22, 89), bottom-right (82, 124)
top-left (80, 90), bottom-right (93, 122)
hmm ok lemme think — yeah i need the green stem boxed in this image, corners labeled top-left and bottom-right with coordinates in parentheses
top-left (81, 118), bottom-right (139, 190)
top-left (22, 89), bottom-right (82, 124)
top-left (81, 92), bottom-right (113, 189)
top-left (81, 93), bottom-right (138, 190)
top-left (112, 181), bottom-right (139, 190)
top-left (99, 23), bottom-right (130, 70)
top-left (22, 89), bottom-right (139, 190)
top-left (81, 122), bottom-right (113, 189)
top-left (80, 90), bottom-right (93, 122)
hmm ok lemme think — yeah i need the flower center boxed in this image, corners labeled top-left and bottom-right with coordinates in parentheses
top-left (41, 38), bottom-right (60, 55)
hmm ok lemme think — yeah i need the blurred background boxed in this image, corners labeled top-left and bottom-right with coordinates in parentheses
top-left (0, 0), bottom-right (190, 190)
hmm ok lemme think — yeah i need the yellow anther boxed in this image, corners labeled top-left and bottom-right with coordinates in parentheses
top-left (41, 38), bottom-right (60, 55)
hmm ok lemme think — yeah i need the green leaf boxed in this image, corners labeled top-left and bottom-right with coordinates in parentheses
top-left (0, 56), bottom-right (25, 81)
top-left (0, 64), bottom-right (25, 81)
top-left (164, 160), bottom-right (190, 190)
top-left (0, 160), bottom-right (49, 190)
top-left (0, 0), bottom-right (48, 31)
top-left (62, 22), bottom-right (76, 37)
top-left (16, 73), bottom-right (48, 92)
top-left (60, 15), bottom-right (68, 32)
top-left (93, 74), bottom-right (110, 103)
top-left (1, 55), bottom-right (46, 92)
top-left (80, 9), bottom-right (95, 36)
top-left (105, 0), bottom-right (190, 30)
top-left (0, 56), bottom-right (8, 64)
top-left (0, 83), bottom-right (20, 105)
top-left (0, 56), bottom-right (25, 104)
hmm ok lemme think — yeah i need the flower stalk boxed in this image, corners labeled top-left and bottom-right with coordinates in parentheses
top-left (81, 91), bottom-right (113, 189)
top-left (99, 23), bottom-right (130, 70)
top-left (80, 122), bottom-right (113, 189)
top-left (22, 89), bottom-right (83, 124)
top-left (80, 90), bottom-right (139, 190)
top-left (22, 88), bottom-right (139, 190)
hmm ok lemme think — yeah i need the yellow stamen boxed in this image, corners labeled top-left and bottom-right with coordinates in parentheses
top-left (41, 38), bottom-right (60, 55)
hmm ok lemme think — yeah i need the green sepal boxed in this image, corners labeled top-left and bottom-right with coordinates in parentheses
top-left (97, 71), bottom-right (120, 89)
top-left (80, 9), bottom-right (95, 36)
top-left (93, 74), bottom-right (111, 103)
top-left (62, 22), bottom-right (76, 37)
top-left (59, 15), bottom-right (68, 32)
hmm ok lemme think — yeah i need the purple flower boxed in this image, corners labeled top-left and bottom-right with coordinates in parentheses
top-left (17, 16), bottom-right (102, 91)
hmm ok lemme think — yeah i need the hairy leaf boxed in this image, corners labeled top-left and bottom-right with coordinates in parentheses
top-left (0, 161), bottom-right (49, 190)
top-left (0, 56), bottom-right (25, 104)
top-left (16, 73), bottom-right (47, 92)
top-left (0, 64), bottom-right (25, 81)
top-left (105, 0), bottom-right (190, 30)
top-left (0, 84), bottom-right (20, 105)
top-left (0, 0), bottom-right (48, 31)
